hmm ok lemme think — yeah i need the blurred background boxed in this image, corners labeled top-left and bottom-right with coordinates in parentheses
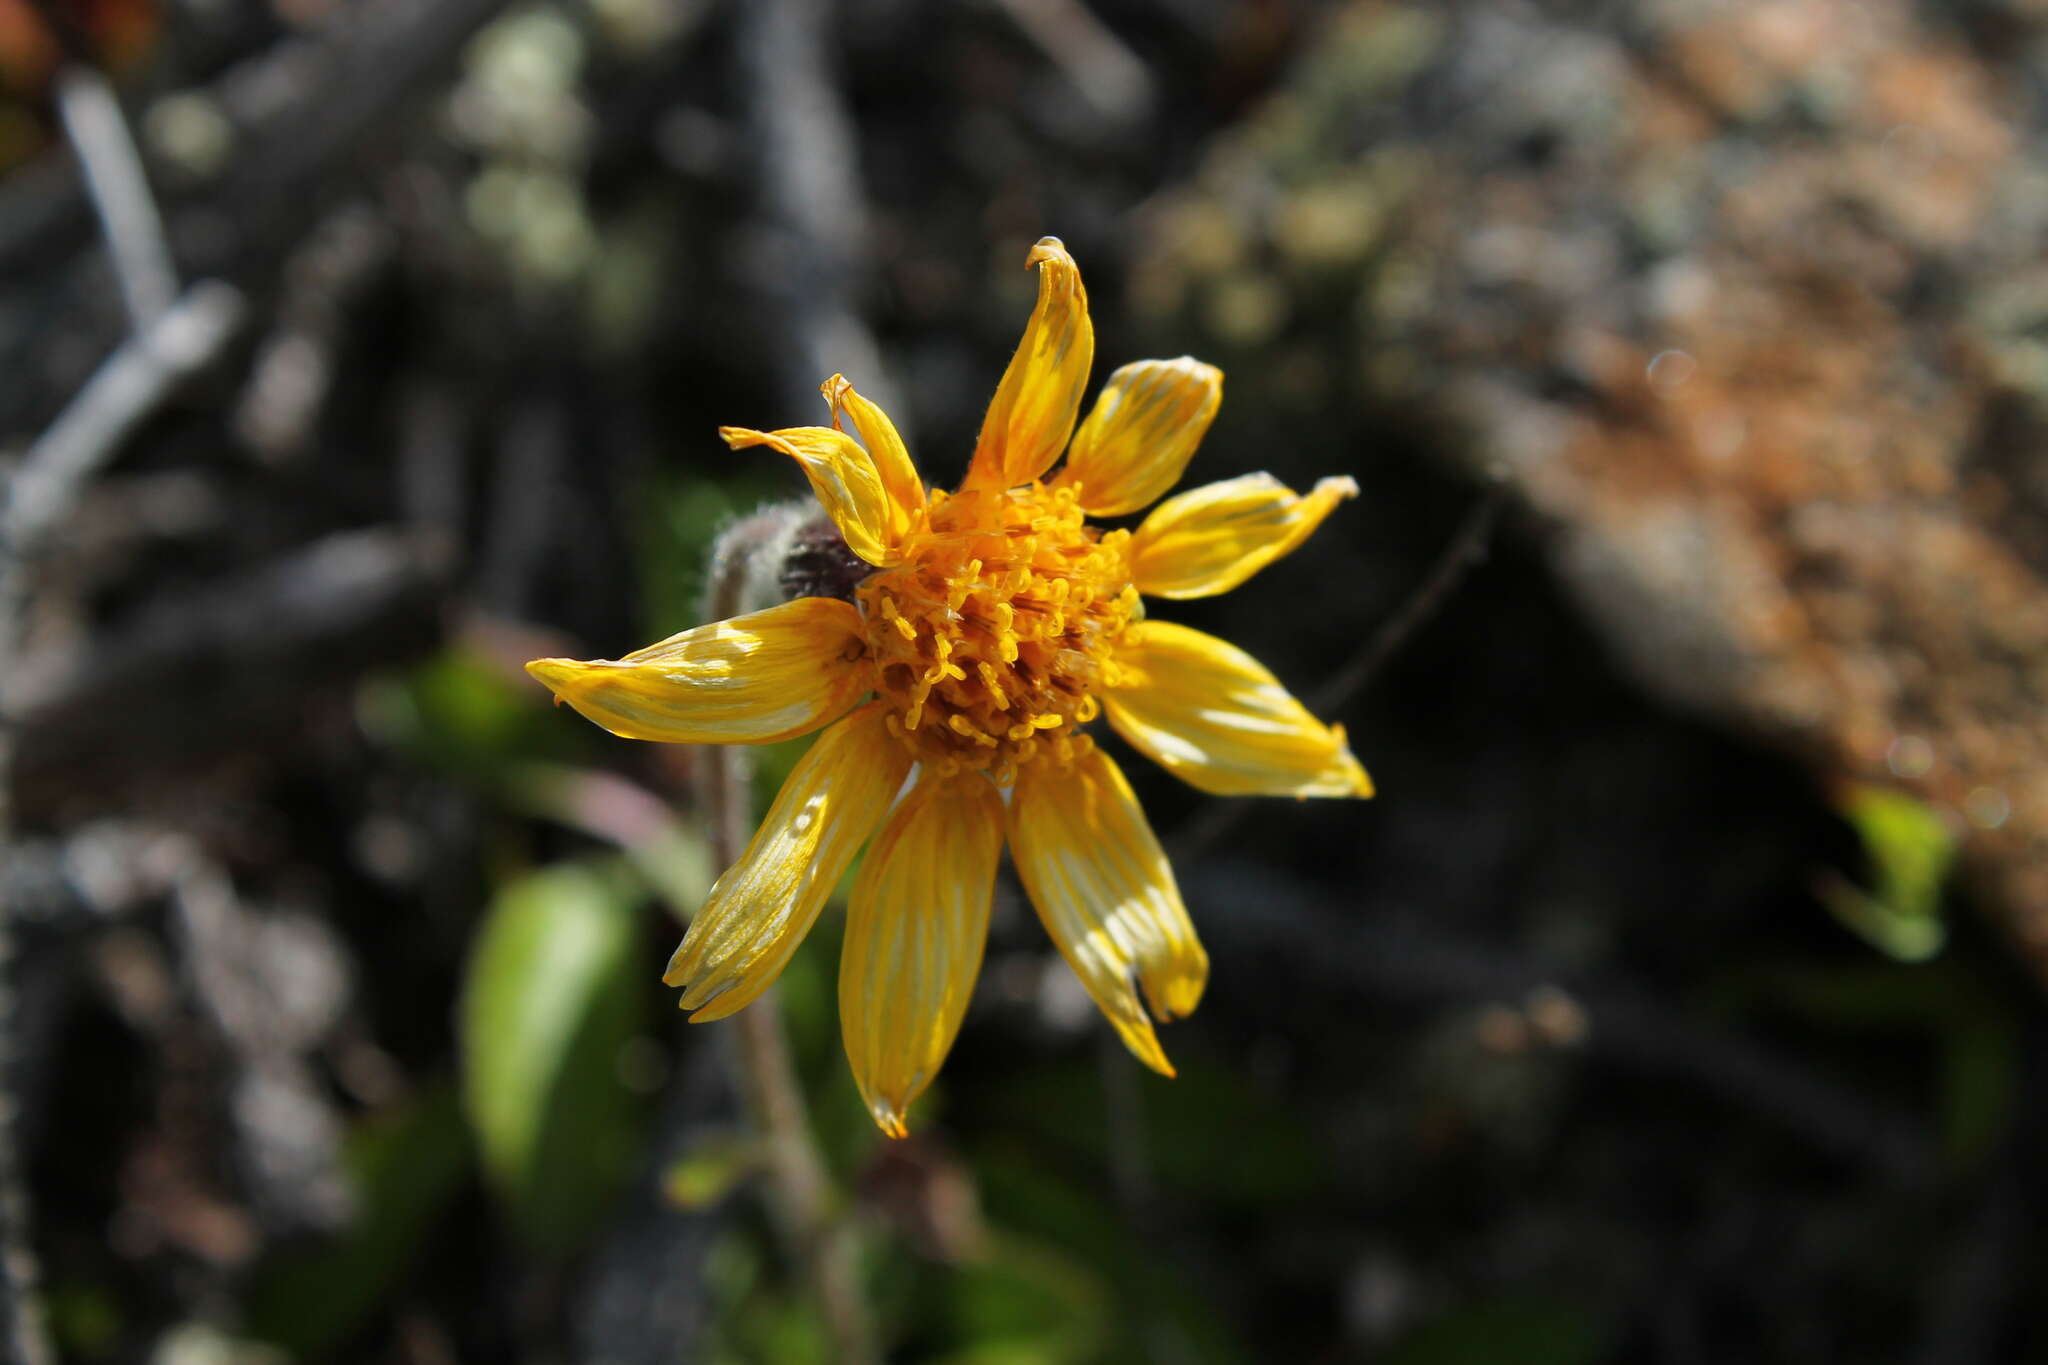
top-left (6, 0), bottom-right (2048, 1360)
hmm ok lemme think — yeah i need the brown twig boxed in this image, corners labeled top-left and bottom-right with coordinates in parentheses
top-left (697, 513), bottom-right (876, 1365)
top-left (1310, 479), bottom-right (1506, 716)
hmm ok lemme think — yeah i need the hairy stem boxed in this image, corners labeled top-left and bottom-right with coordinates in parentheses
top-left (700, 513), bottom-right (875, 1365)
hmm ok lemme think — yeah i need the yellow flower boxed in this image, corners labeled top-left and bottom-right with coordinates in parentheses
top-left (528, 237), bottom-right (1370, 1137)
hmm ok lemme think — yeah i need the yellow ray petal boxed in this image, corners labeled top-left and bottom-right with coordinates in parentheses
top-left (839, 772), bottom-right (1004, 1138)
top-left (823, 374), bottom-right (926, 526)
top-left (965, 237), bottom-right (1095, 491)
top-left (1128, 472), bottom-right (1359, 600)
top-left (663, 703), bottom-right (911, 1021)
top-left (1105, 620), bottom-right (1373, 798)
top-left (1008, 742), bottom-right (1208, 1073)
top-left (721, 425), bottom-right (905, 566)
top-left (1053, 357), bottom-right (1222, 516)
top-left (526, 597), bottom-right (872, 746)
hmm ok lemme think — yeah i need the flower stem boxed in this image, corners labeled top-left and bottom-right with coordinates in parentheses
top-left (701, 514), bottom-right (876, 1365)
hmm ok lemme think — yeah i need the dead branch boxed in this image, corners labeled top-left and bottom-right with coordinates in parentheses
top-left (10, 529), bottom-right (448, 822)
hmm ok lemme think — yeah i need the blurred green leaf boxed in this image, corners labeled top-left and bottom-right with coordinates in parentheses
top-left (45, 1281), bottom-right (120, 1361)
top-left (1382, 1295), bottom-right (1610, 1365)
top-left (245, 1085), bottom-right (471, 1359)
top-left (460, 859), bottom-right (649, 1254)
top-left (931, 1234), bottom-right (1112, 1365)
top-left (411, 649), bottom-right (531, 755)
top-left (360, 647), bottom-right (579, 778)
top-left (584, 198), bottom-right (680, 357)
top-left (1821, 784), bottom-right (1956, 962)
top-left (635, 470), bottom-right (780, 645)
top-left (663, 1133), bottom-right (763, 1210)
top-left (750, 731), bottom-right (816, 819)
top-left (712, 1265), bottom-right (830, 1365)
top-left (637, 475), bottom-right (731, 640)
top-left (972, 1150), bottom-right (1248, 1365)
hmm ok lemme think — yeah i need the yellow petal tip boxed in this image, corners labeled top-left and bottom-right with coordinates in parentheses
top-left (525, 657), bottom-right (570, 688)
top-left (671, 970), bottom-right (745, 1023)
top-left (685, 986), bottom-right (754, 1023)
top-left (819, 375), bottom-right (851, 424)
top-left (1151, 981), bottom-right (1206, 1023)
top-left (1122, 1026), bottom-right (1176, 1078)
top-left (871, 1104), bottom-right (911, 1139)
top-left (1026, 235), bottom-right (1070, 269)
top-left (1331, 724), bottom-right (1375, 798)
top-left (719, 425), bottom-right (770, 450)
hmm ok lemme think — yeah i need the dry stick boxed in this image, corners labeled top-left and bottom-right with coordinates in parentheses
top-left (7, 281), bottom-right (245, 551)
top-left (0, 45), bottom-right (241, 1362)
top-left (0, 771), bottom-right (48, 1365)
top-left (732, 0), bottom-right (898, 424)
top-left (992, 0), bottom-right (1156, 124)
top-left (1170, 480), bottom-right (1506, 863)
top-left (52, 66), bottom-right (178, 330)
top-left (697, 518), bottom-right (876, 1365)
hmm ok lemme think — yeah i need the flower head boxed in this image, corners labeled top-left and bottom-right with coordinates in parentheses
top-left (528, 238), bottom-right (1370, 1136)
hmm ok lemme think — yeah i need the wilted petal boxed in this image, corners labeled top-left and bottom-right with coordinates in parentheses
top-left (966, 237), bottom-right (1094, 491)
top-left (839, 772), bottom-right (1004, 1137)
top-left (526, 597), bottom-right (871, 745)
top-left (823, 373), bottom-right (926, 525)
top-left (663, 703), bottom-right (912, 1021)
top-left (1106, 620), bottom-right (1373, 798)
top-left (1008, 742), bottom-right (1208, 1073)
top-left (1129, 472), bottom-right (1358, 599)
top-left (722, 425), bottom-right (905, 566)
top-left (1054, 357), bottom-right (1222, 516)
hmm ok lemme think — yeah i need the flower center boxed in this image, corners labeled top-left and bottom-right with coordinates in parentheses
top-left (858, 482), bottom-right (1138, 784)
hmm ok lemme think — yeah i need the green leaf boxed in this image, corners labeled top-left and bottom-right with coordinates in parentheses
top-left (971, 1149), bottom-right (1249, 1365)
top-left (460, 859), bottom-right (650, 1254)
top-left (931, 1234), bottom-right (1112, 1365)
top-left (359, 647), bottom-right (580, 779)
top-left (245, 1085), bottom-right (471, 1358)
top-left (1822, 784), bottom-right (1957, 961)
top-left (663, 1133), bottom-right (764, 1210)
top-left (45, 1281), bottom-right (121, 1361)
top-left (634, 470), bottom-right (776, 645)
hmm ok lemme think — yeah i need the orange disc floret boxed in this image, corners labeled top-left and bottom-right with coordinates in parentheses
top-left (857, 479), bottom-right (1138, 783)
